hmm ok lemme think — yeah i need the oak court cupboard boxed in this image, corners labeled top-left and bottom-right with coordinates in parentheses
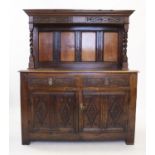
top-left (20, 9), bottom-right (138, 145)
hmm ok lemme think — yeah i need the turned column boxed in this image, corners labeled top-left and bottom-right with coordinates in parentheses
top-left (28, 20), bottom-right (35, 69)
top-left (122, 24), bottom-right (129, 70)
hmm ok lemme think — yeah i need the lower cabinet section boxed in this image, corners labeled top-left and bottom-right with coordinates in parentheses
top-left (20, 71), bottom-right (137, 145)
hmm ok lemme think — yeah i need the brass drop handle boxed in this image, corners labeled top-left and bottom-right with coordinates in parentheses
top-left (80, 103), bottom-right (86, 111)
top-left (48, 78), bottom-right (53, 86)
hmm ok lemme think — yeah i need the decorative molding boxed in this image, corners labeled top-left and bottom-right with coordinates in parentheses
top-left (33, 16), bottom-right (124, 24)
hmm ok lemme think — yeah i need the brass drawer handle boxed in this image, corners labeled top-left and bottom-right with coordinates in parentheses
top-left (48, 78), bottom-right (53, 86)
top-left (80, 103), bottom-right (86, 111)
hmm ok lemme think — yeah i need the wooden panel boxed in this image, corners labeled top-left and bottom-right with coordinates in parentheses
top-left (81, 93), bottom-right (102, 131)
top-left (53, 92), bottom-right (76, 132)
top-left (106, 93), bottom-right (128, 130)
top-left (61, 32), bottom-right (75, 61)
top-left (104, 32), bottom-right (118, 62)
top-left (82, 32), bottom-right (96, 61)
top-left (39, 32), bottom-right (53, 61)
top-left (30, 93), bottom-right (50, 130)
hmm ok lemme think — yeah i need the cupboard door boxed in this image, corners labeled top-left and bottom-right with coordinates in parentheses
top-left (79, 91), bottom-right (129, 132)
top-left (29, 92), bottom-right (76, 133)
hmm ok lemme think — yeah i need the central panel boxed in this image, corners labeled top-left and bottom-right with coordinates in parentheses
top-left (81, 32), bottom-right (96, 61)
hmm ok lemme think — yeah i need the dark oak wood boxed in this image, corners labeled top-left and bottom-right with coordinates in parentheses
top-left (20, 10), bottom-right (137, 145)
top-left (24, 9), bottom-right (134, 70)
top-left (20, 71), bottom-right (138, 144)
top-left (104, 32), bottom-right (118, 62)
top-left (81, 32), bottom-right (96, 61)
top-left (39, 32), bottom-right (53, 61)
top-left (60, 32), bottom-right (75, 61)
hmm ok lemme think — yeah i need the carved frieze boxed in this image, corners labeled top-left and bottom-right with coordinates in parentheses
top-left (33, 16), bottom-right (124, 24)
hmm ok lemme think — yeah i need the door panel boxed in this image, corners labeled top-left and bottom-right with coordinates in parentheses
top-left (80, 92), bottom-right (102, 132)
top-left (80, 91), bottom-right (128, 133)
top-left (30, 93), bottom-right (50, 130)
top-left (29, 92), bottom-right (76, 133)
top-left (52, 92), bottom-right (76, 131)
top-left (106, 93), bottom-right (128, 130)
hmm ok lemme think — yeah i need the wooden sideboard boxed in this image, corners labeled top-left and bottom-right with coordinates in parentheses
top-left (20, 10), bottom-right (138, 145)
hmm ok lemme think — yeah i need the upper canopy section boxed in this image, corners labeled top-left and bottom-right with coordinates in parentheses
top-left (24, 9), bottom-right (134, 25)
top-left (24, 10), bottom-right (134, 70)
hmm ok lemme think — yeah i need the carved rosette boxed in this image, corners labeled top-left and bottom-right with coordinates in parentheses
top-left (122, 31), bottom-right (128, 70)
top-left (28, 27), bottom-right (35, 69)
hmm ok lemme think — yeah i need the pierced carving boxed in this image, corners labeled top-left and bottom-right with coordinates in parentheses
top-left (86, 17), bottom-right (121, 23)
top-left (28, 26), bottom-right (35, 69)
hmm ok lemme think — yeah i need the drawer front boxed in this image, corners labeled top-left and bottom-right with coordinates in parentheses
top-left (28, 75), bottom-right (76, 88)
top-left (83, 75), bottom-right (130, 87)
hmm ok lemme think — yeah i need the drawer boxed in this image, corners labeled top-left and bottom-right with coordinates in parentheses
top-left (83, 75), bottom-right (130, 87)
top-left (28, 75), bottom-right (76, 88)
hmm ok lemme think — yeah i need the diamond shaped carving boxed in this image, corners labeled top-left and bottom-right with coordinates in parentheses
top-left (35, 99), bottom-right (47, 125)
top-left (85, 100), bottom-right (98, 127)
top-left (110, 102), bottom-right (123, 121)
top-left (108, 95), bottom-right (124, 127)
top-left (60, 97), bottom-right (72, 126)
